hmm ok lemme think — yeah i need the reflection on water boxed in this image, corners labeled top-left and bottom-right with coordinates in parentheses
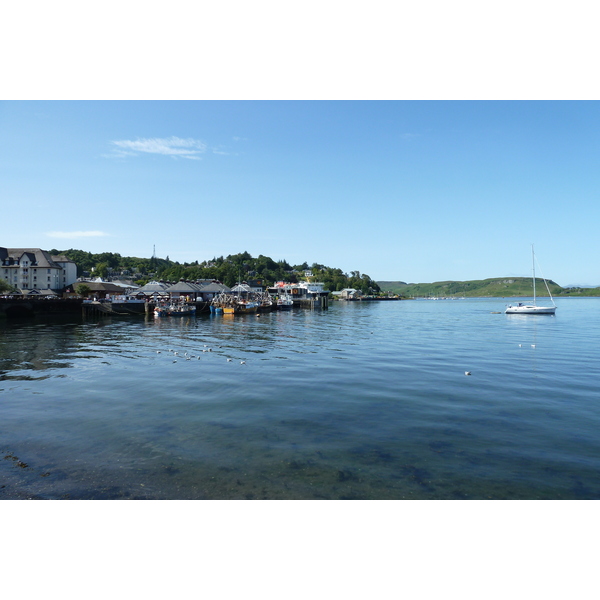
top-left (1, 299), bottom-right (600, 499)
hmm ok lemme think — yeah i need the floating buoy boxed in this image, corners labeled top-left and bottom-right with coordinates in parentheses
top-left (465, 371), bottom-right (471, 376)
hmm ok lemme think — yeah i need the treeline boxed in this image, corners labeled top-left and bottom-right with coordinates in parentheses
top-left (49, 249), bottom-right (172, 279)
top-left (376, 277), bottom-right (598, 297)
top-left (50, 249), bottom-right (381, 294)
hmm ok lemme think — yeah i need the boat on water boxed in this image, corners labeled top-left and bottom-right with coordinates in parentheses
top-left (210, 289), bottom-right (260, 315)
top-left (277, 294), bottom-right (294, 310)
top-left (505, 246), bottom-right (556, 315)
top-left (154, 303), bottom-right (196, 317)
top-left (223, 300), bottom-right (259, 315)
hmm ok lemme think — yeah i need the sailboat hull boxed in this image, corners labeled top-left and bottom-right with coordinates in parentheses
top-left (505, 304), bottom-right (556, 314)
top-left (505, 246), bottom-right (557, 315)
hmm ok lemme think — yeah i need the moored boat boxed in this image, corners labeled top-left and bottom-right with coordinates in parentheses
top-left (154, 303), bottom-right (196, 317)
top-left (505, 246), bottom-right (556, 315)
top-left (277, 294), bottom-right (294, 310)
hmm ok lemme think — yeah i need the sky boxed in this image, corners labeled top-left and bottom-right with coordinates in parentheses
top-left (4, 2), bottom-right (597, 592)
top-left (2, 100), bottom-right (599, 286)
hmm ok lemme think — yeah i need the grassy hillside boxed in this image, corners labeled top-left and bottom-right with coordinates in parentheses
top-left (376, 277), bottom-right (599, 298)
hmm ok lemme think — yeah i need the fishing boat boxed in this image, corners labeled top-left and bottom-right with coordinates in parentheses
top-left (211, 290), bottom-right (259, 314)
top-left (257, 291), bottom-right (274, 312)
top-left (277, 294), bottom-right (294, 310)
top-left (505, 246), bottom-right (557, 315)
top-left (154, 303), bottom-right (196, 317)
top-left (167, 304), bottom-right (196, 316)
top-left (223, 300), bottom-right (259, 315)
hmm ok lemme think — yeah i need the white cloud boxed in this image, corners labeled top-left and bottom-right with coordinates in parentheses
top-left (46, 231), bottom-right (111, 239)
top-left (110, 136), bottom-right (207, 159)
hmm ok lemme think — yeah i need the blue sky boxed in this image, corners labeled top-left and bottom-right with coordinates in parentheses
top-left (2, 100), bottom-right (599, 286)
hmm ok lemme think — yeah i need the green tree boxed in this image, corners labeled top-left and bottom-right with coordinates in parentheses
top-left (0, 279), bottom-right (15, 293)
top-left (94, 262), bottom-right (109, 278)
top-left (75, 283), bottom-right (91, 297)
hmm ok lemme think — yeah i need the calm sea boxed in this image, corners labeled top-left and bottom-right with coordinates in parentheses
top-left (1, 298), bottom-right (599, 500)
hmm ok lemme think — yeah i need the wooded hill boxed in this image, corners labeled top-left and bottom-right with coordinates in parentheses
top-left (377, 278), bottom-right (600, 297)
top-left (49, 249), bottom-right (381, 294)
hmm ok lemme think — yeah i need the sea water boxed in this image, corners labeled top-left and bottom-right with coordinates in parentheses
top-left (1, 298), bottom-right (599, 499)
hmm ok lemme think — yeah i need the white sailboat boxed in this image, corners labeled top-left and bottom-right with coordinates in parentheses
top-left (505, 246), bottom-right (557, 315)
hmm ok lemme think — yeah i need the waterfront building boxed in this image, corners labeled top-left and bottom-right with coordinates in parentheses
top-left (0, 247), bottom-right (77, 292)
top-left (268, 280), bottom-right (328, 298)
top-left (340, 288), bottom-right (364, 300)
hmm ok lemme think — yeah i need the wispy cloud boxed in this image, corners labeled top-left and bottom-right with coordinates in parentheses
top-left (108, 136), bottom-right (207, 160)
top-left (46, 231), bottom-right (111, 239)
top-left (212, 146), bottom-right (238, 156)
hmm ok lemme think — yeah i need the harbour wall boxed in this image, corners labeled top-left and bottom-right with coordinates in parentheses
top-left (0, 298), bottom-right (83, 318)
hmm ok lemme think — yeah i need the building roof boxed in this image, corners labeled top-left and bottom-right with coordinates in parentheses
top-left (78, 281), bottom-right (125, 293)
top-left (19, 288), bottom-right (59, 296)
top-left (51, 254), bottom-right (76, 264)
top-left (0, 247), bottom-right (62, 269)
top-left (197, 282), bottom-right (231, 293)
top-left (134, 281), bottom-right (169, 295)
top-left (165, 281), bottom-right (204, 293)
top-left (110, 280), bottom-right (139, 289)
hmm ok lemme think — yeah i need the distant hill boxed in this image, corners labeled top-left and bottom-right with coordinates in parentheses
top-left (377, 278), bottom-right (600, 297)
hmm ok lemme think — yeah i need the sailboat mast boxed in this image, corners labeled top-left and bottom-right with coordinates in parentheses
top-left (531, 244), bottom-right (536, 304)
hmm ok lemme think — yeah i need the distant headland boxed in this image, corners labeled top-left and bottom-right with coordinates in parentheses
top-left (376, 278), bottom-right (600, 298)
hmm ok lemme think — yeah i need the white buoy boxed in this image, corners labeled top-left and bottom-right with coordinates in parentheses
top-left (531, 344), bottom-right (536, 348)
top-left (465, 371), bottom-right (471, 376)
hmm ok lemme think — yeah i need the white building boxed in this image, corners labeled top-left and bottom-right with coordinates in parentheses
top-left (0, 247), bottom-right (78, 292)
